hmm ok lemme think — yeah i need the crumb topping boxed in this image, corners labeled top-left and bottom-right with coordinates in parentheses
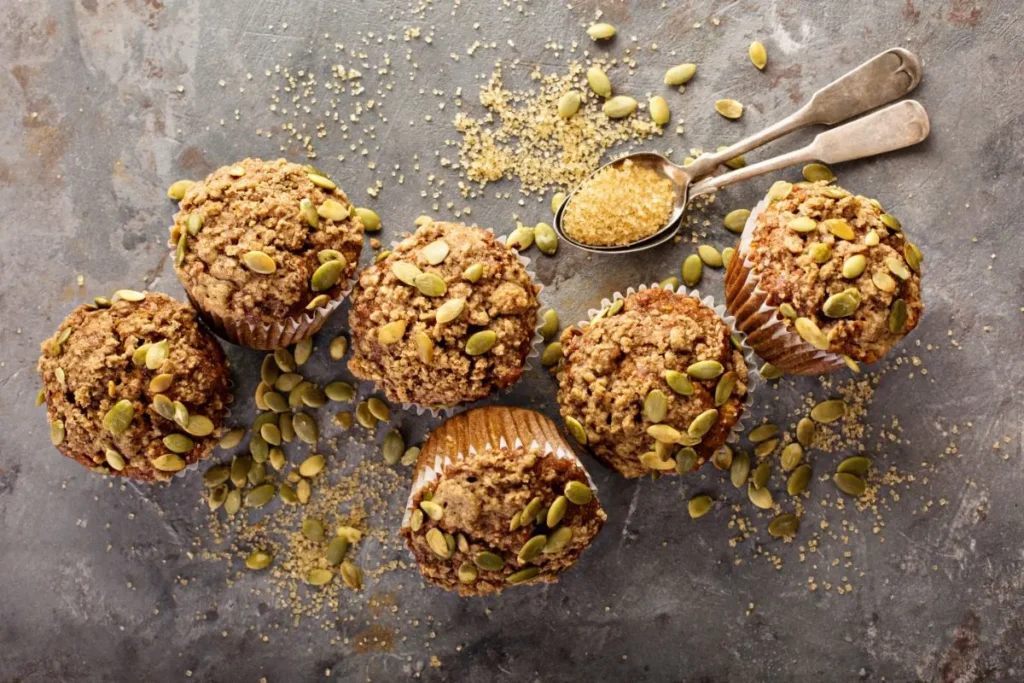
top-left (348, 222), bottom-right (540, 407)
top-left (557, 287), bottom-right (749, 479)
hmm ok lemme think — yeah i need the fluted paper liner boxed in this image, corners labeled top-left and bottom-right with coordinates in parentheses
top-left (576, 282), bottom-right (761, 460)
top-left (401, 406), bottom-right (598, 529)
top-left (724, 197), bottom-right (847, 375)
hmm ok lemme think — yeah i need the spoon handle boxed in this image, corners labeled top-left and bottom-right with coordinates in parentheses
top-left (688, 100), bottom-right (930, 197)
top-left (683, 48), bottom-right (922, 180)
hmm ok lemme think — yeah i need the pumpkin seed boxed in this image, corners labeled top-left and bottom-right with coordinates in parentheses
top-left (730, 450), bottom-right (751, 488)
top-left (748, 40), bottom-right (768, 69)
top-left (687, 360), bottom-right (724, 380)
top-left (153, 454), bottom-right (186, 472)
top-left (517, 535), bottom-right (547, 563)
top-left (465, 330), bottom-right (497, 356)
top-left (297, 479), bottom-right (312, 504)
top-left (293, 413), bottom-right (319, 444)
top-left (646, 424), bottom-right (680, 443)
top-left (785, 216), bottom-right (816, 234)
top-left (543, 496), bottom-right (568, 528)
top-left (257, 423), bottom-right (280, 447)
top-left (880, 213), bottom-right (902, 232)
top-left (780, 443), bottom-right (803, 472)
top-left (837, 456), bottom-right (871, 476)
top-left (49, 419), bottom-right (65, 446)
top-left (246, 550), bottom-right (273, 570)
top-left (663, 370), bottom-right (693, 396)
top-left (587, 22), bottom-right (616, 39)
top-left (532, 221), bottom-right (558, 255)
top-left (536, 310), bottom-right (560, 341)
top-left (306, 568), bottom-right (334, 587)
top-left (103, 399), bottom-right (134, 435)
top-left (603, 96), bottom-right (638, 119)
top-left (715, 99), bottom-right (743, 119)
top-left (207, 486), bottom-right (228, 511)
top-left (712, 446), bottom-right (733, 471)
top-left (249, 461), bottom-right (268, 487)
top-left (268, 446), bottom-right (286, 471)
top-left (664, 63), bottom-right (697, 85)
top-left (375, 320), bottom-right (406, 345)
top-left (230, 455), bottom-right (252, 487)
top-left (794, 317), bottom-right (829, 351)
top-left (307, 294), bottom-right (330, 310)
top-left (301, 385), bottom-right (327, 409)
top-left (298, 454), bottom-right (325, 478)
top-left (810, 399), bottom-right (846, 424)
top-left (760, 363), bottom-right (783, 380)
top-left (888, 299), bottom-right (908, 333)
top-left (227, 165), bottom-right (247, 177)
top-left (151, 394), bottom-right (174, 421)
top-left (722, 247), bottom-right (736, 268)
top-left (562, 416), bottom-right (587, 445)
top-left (339, 561), bottom-right (363, 590)
top-left (507, 225), bottom-right (534, 250)
top-left (317, 198), bottom-right (348, 222)
top-left (809, 243), bottom-right (833, 264)
top-left (105, 448), bottom-right (125, 471)
top-left (174, 232), bottom-right (187, 267)
top-left (802, 163), bottom-right (835, 183)
top-left (425, 528), bottom-right (451, 558)
top-left (823, 289), bottom-right (861, 318)
top-left (537, 341), bottom-right (562, 367)
top-left (724, 208), bottom-right (750, 234)
top-left (311, 259), bottom-right (345, 292)
top-left (434, 298), bottom-right (465, 325)
top-left (413, 272), bottom-right (447, 297)
top-left (300, 517), bottom-right (325, 542)
top-left (466, 550), bottom-right (503, 573)
top-left (714, 371), bottom-right (737, 406)
top-left (382, 430), bottom-right (405, 465)
top-left (113, 289), bottom-right (147, 303)
top-left (794, 419), bottom-right (815, 450)
top-left (748, 423), bottom-right (778, 443)
top-left (688, 409), bottom-right (719, 439)
top-left (219, 489), bottom-right (240, 515)
top-left (262, 391), bottom-right (286, 413)
top-left (754, 438), bottom-right (778, 458)
top-left (824, 218), bottom-right (855, 240)
top-left (203, 464), bottom-right (230, 488)
top-left (145, 340), bottom-right (169, 370)
top-left (391, 261), bottom-right (423, 287)
top-left (871, 271), bottom-right (897, 293)
top-left (417, 499), bottom-right (443, 521)
top-left (752, 459), bottom-right (772, 489)
top-left (659, 276), bottom-right (679, 290)
top-left (167, 179), bottom-right (193, 200)
top-left (688, 494), bottom-right (713, 519)
top-left (501, 567), bottom-right (538, 585)
top-left (423, 239), bottom-right (450, 265)
top-left (646, 95), bottom-right (671, 125)
top-left (323, 536), bottom-right (350, 566)
top-left (748, 483), bottom-right (773, 509)
top-left (586, 65), bottom-right (612, 97)
top-left (785, 464), bottom-right (811, 496)
top-left (410, 331), bottom-right (434, 364)
top-left (353, 207), bottom-right (380, 231)
top-left (299, 198), bottom-right (319, 229)
top-left (278, 485), bottom-right (298, 505)
top-left (183, 415), bottom-right (213, 437)
top-left (172, 401), bottom-right (189, 428)
top-left (842, 254), bottom-right (867, 279)
top-left (682, 254), bottom-right (703, 286)
top-left (162, 433), bottom-right (193, 454)
top-left (323, 381), bottom-right (354, 403)
top-left (639, 451), bottom-right (676, 471)
top-left (670, 447), bottom-right (695, 475)
top-left (550, 192), bottom-right (567, 215)
top-left (355, 401), bottom-right (377, 429)
top-left (864, 230), bottom-right (881, 247)
top-left (564, 480), bottom-right (593, 506)
top-left (886, 257), bottom-right (911, 281)
top-left (294, 338), bottom-right (313, 367)
top-left (557, 90), bottom-right (582, 118)
top-left (768, 512), bottom-right (799, 538)
top-left (462, 263), bottom-right (484, 283)
top-left (401, 446), bottom-right (420, 467)
top-left (697, 245), bottom-right (723, 268)
top-left (242, 251), bottom-right (276, 274)
top-left (644, 389), bottom-right (668, 423)
top-left (774, 303), bottom-right (796, 320)
top-left (364, 397), bottom-right (388, 422)
top-left (717, 146), bottom-right (746, 170)
top-left (833, 472), bottom-right (866, 496)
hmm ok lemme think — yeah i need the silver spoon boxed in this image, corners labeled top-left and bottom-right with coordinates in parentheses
top-left (554, 48), bottom-right (923, 253)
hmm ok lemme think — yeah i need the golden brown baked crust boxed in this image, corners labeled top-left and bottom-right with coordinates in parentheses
top-left (401, 445), bottom-right (605, 596)
top-left (347, 222), bottom-right (540, 407)
top-left (170, 158), bottom-right (364, 328)
top-left (745, 182), bottom-right (923, 363)
top-left (556, 287), bottom-right (749, 479)
top-left (37, 293), bottom-right (231, 482)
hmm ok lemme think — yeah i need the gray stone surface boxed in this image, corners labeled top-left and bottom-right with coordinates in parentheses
top-left (2, 1), bottom-right (1023, 681)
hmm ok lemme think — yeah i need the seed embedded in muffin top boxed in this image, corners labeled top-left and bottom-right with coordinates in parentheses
top-left (37, 292), bottom-right (231, 482)
top-left (170, 158), bottom-right (364, 326)
top-left (745, 181), bottom-right (923, 363)
top-left (556, 287), bottom-right (749, 479)
top-left (347, 222), bottom-right (541, 407)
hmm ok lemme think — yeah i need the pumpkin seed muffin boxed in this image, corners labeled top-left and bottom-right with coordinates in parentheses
top-left (556, 287), bottom-right (750, 479)
top-left (170, 157), bottom-right (364, 349)
top-left (401, 407), bottom-right (606, 596)
top-left (348, 222), bottom-right (541, 408)
top-left (37, 292), bottom-right (231, 482)
top-left (726, 181), bottom-right (923, 370)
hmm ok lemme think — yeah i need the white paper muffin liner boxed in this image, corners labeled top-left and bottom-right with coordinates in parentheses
top-left (400, 407), bottom-right (598, 530)
top-left (368, 227), bottom-right (546, 419)
top-left (725, 197), bottom-right (848, 375)
top-left (570, 281), bottom-right (761, 468)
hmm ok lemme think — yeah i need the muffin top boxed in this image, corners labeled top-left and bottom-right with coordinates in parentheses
top-left (744, 181), bottom-right (923, 363)
top-left (170, 158), bottom-right (364, 327)
top-left (348, 222), bottom-right (541, 407)
top-left (403, 443), bottom-right (605, 596)
top-left (38, 292), bottom-right (231, 482)
top-left (557, 287), bottom-right (749, 479)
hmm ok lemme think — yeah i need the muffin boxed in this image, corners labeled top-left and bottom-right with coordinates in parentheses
top-left (556, 286), bottom-right (751, 479)
top-left (37, 291), bottom-right (231, 482)
top-left (348, 222), bottom-right (541, 409)
top-left (170, 158), bottom-right (364, 350)
top-left (401, 406), bottom-right (606, 596)
top-left (725, 181), bottom-right (923, 374)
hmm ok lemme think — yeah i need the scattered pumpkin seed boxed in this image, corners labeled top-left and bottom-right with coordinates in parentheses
top-left (688, 494), bottom-right (713, 519)
top-left (889, 299), bottom-right (908, 333)
top-left (353, 207), bottom-right (380, 231)
top-left (712, 446), bottom-right (733, 471)
top-left (246, 550), bottom-right (273, 570)
top-left (355, 401), bottom-right (377, 429)
top-left (682, 254), bottom-right (703, 286)
top-left (587, 22), bottom-right (615, 39)
top-left (365, 397), bottom-right (388, 422)
top-left (506, 225), bottom-right (534, 250)
top-left (506, 567), bottom-right (541, 584)
top-left (640, 451), bottom-right (676, 471)
top-left (749, 423), bottom-right (779, 443)
top-left (748, 483), bottom-right (774, 509)
top-left (223, 489), bottom-right (242, 514)
top-left (760, 363), bottom-right (783, 380)
top-left (49, 419), bottom-right (65, 446)
top-left (545, 496), bottom-right (569, 528)
top-left (317, 198), bottom-right (348, 222)
top-left (151, 394), bottom-right (175, 421)
top-left (412, 331), bottom-right (434, 364)
top-left (664, 63), bottom-right (696, 85)
top-left (887, 257), bottom-right (911, 281)
top-left (305, 568), bottom-right (334, 586)
top-left (103, 399), bottom-right (134, 435)
top-left (153, 453), bottom-right (186, 472)
top-left (660, 276), bottom-right (679, 289)
top-left (538, 310), bottom-right (560, 341)
top-left (837, 456), bottom-right (871, 476)
top-left (339, 561), bottom-right (362, 590)
top-left (534, 222), bottom-right (558, 255)
top-left (586, 65), bottom-right (612, 97)
top-left (603, 95), bottom-right (638, 119)
top-left (540, 342), bottom-right (563, 367)
top-left (795, 419), bottom-right (816, 449)
top-left (292, 413), bottom-right (319, 444)
top-left (557, 90), bottom-right (581, 118)
top-left (810, 399), bottom-right (846, 423)
top-left (687, 359), bottom-right (724, 380)
top-left (780, 443), bottom-right (803, 472)
top-left (167, 179), bottom-right (193, 200)
top-left (729, 450), bottom-right (751, 488)
top-left (105, 448), bottom-right (125, 471)
top-left (715, 99), bottom-right (743, 119)
top-left (382, 430), bottom-right (405, 466)
top-left (278, 484), bottom-right (298, 505)
top-left (833, 472), bottom-right (867, 496)
top-left (802, 163), bottom-right (835, 183)
top-left (646, 424), bottom-right (681, 443)
top-left (696, 245), bottom-right (722, 268)
top-left (723, 208), bottom-right (750, 234)
top-left (392, 261), bottom-right (423, 287)
top-left (872, 271), bottom-right (897, 293)
top-left (768, 513), bottom-right (799, 538)
top-left (413, 272), bottom-right (447, 297)
top-left (564, 416), bottom-right (587, 445)
top-left (787, 464), bottom-right (812, 496)
top-left (299, 198), bottom-right (319, 229)
top-left (794, 317), bottom-right (829, 351)
top-left (646, 95), bottom-right (671, 125)
top-left (748, 41), bottom-right (768, 70)
top-left (298, 454), bottom-right (325, 478)
top-left (753, 459), bottom-right (773, 489)
top-left (323, 381), bottom-right (354, 403)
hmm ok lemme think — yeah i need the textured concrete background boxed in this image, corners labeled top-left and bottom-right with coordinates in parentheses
top-left (2, 0), bottom-right (1023, 681)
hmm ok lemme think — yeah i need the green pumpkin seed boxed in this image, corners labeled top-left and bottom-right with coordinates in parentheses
top-left (453, 561), bottom-right (477, 584)
top-left (299, 454), bottom-right (325, 478)
top-left (413, 272), bottom-right (447, 297)
top-left (294, 339), bottom-right (313, 368)
top-left (712, 446), bottom-right (733, 471)
top-left (534, 222), bottom-right (558, 255)
top-left (842, 254), bottom-right (867, 279)
top-left (246, 550), bottom-right (273, 570)
top-left (748, 483), bottom-right (773, 509)
top-left (419, 500), bottom-right (444, 521)
top-left (788, 216), bottom-right (817, 234)
top-left (355, 401), bottom-right (377, 430)
top-left (864, 230), bottom-right (881, 246)
top-left (297, 479), bottom-right (312, 504)
top-left (823, 289), bottom-right (861, 318)
top-left (469, 550), bottom-right (503, 572)
top-left (354, 207), bottom-right (380, 231)
top-left (264, 391), bottom-right (288, 413)
top-left (562, 416), bottom-right (587, 445)
top-left (300, 198), bottom-right (319, 228)
top-left (223, 489), bottom-right (242, 515)
top-left (183, 415), bottom-right (213, 437)
top-left (382, 430), bottom-right (405, 466)
top-left (888, 299), bottom-right (908, 333)
top-left (586, 65), bottom-right (612, 97)
top-left (230, 456), bottom-right (252, 487)
top-left (687, 359), bottom-right (723, 380)
top-left (113, 289), bottom-right (146, 303)
top-left (724, 209), bottom-right (750, 234)
top-left (423, 239), bottom-right (450, 266)
top-left (174, 232), bottom-right (187, 267)
top-left (365, 397), bottom-right (389, 422)
top-left (227, 165), bottom-right (246, 177)
top-left (203, 464), bottom-right (230, 488)
top-left (749, 423), bottom-right (778, 443)
top-left (671, 447), bottom-right (695, 474)
top-left (780, 443), bottom-right (803, 472)
top-left (688, 409), bottom-right (719, 439)
top-left (586, 22), bottom-right (616, 39)
top-left (301, 517), bottom-right (326, 542)
top-left (810, 399), bottom-right (846, 423)
top-left (557, 90), bottom-right (582, 118)
top-left (644, 424), bottom-right (678, 444)
top-left (278, 484), bottom-right (298, 505)
top-left (506, 225), bottom-right (534, 251)
top-left (752, 460), bottom-right (772, 489)
top-left (802, 163), bottom-right (834, 183)
top-left (323, 381), bottom-right (354, 403)
top-left (796, 418), bottom-right (816, 449)
top-left (242, 251), bottom-right (276, 274)
top-left (603, 96), bottom-right (638, 119)
top-left (260, 423), bottom-right (282, 447)
top-left (537, 342), bottom-right (561, 367)
top-left (886, 257), bottom-right (911, 281)
top-left (880, 213), bottom-right (902, 232)
top-left (550, 192), bottom-right (567, 215)
top-left (207, 486), bottom-right (228, 512)
top-left (326, 536), bottom-right (350, 565)
top-left (786, 464), bottom-right (812, 496)
top-left (696, 245), bottom-right (722, 268)
top-left (833, 472), bottom-right (866, 496)
top-left (872, 271), bottom-right (897, 293)
top-left (539, 310), bottom-right (560, 340)
top-left (326, 337), bottom-right (347, 363)
top-left (435, 298), bottom-right (466, 324)
top-left (49, 419), bottom-right (65, 446)
top-left (719, 147), bottom-right (746, 169)
top-left (153, 453), bottom-right (186, 472)
top-left (688, 494), bottom-right (713, 519)
top-left (754, 438), bottom-right (778, 458)
top-left (425, 528), bottom-right (451, 558)
top-left (648, 95), bottom-right (671, 125)
top-left (775, 303), bottom-right (796, 320)
top-left (293, 413), bottom-right (319, 444)
top-left (145, 339), bottom-right (169, 370)
top-left (837, 456), bottom-right (871, 476)
top-left (463, 262), bottom-right (484, 282)
top-left (681, 254), bottom-right (703, 287)
top-left (410, 331), bottom-right (433, 364)
top-left (171, 401), bottom-right (189, 428)
top-left (644, 389), bottom-right (668, 423)
top-left (520, 496), bottom-right (541, 523)
top-left (301, 385), bottom-right (327, 409)
top-left (318, 250), bottom-right (344, 266)
top-left (167, 179), bottom-right (193, 200)
top-left (105, 448), bottom-right (125, 471)
top-left (768, 513), bottom-right (799, 538)
top-left (378, 320), bottom-right (407, 345)
top-left (311, 259), bottom-right (345, 292)
top-left (103, 400), bottom-right (134, 435)
top-left (543, 496), bottom-right (568, 528)
top-left (306, 294), bottom-right (329, 310)
top-left (794, 317), bottom-right (829, 351)
top-left (748, 40), bottom-right (768, 69)
top-left (465, 330), bottom-right (497, 356)
top-left (517, 535), bottom-right (547, 563)
top-left (305, 568), bottom-right (334, 587)
top-left (824, 218), bottom-right (855, 240)
top-left (664, 63), bottom-right (697, 85)
top-left (730, 450), bottom-right (750, 488)
top-left (714, 372), bottom-right (737, 406)
top-left (317, 198), bottom-right (348, 221)
top-left (340, 561), bottom-right (362, 590)
top-left (809, 242), bottom-right (833, 264)
top-left (392, 261), bottom-right (423, 287)
top-left (504, 567), bottom-right (539, 584)
top-left (658, 276), bottom-right (678, 290)
top-left (722, 247), bottom-right (736, 268)
top-left (268, 447), bottom-right (286, 471)
top-left (663, 370), bottom-right (693, 396)
top-left (162, 433), bottom-right (194, 454)
top-left (715, 99), bottom-right (743, 119)
top-left (564, 480), bottom-right (593, 506)
top-left (259, 355), bottom-right (280, 388)
top-left (639, 451), bottom-right (676, 471)
top-left (760, 363), bottom-right (783, 380)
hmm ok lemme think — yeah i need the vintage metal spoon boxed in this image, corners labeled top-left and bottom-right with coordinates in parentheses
top-left (553, 48), bottom-right (924, 253)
